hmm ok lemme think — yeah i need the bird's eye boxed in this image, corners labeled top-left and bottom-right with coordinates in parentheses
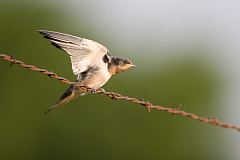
top-left (123, 60), bottom-right (129, 64)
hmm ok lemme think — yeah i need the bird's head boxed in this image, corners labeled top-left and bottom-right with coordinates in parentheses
top-left (112, 57), bottom-right (136, 73)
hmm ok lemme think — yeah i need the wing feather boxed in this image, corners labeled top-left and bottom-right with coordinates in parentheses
top-left (38, 30), bottom-right (108, 75)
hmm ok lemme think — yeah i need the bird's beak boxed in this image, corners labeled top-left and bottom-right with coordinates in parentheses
top-left (130, 64), bottom-right (136, 67)
top-left (120, 63), bottom-right (136, 72)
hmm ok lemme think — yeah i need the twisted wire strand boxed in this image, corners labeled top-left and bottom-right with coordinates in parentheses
top-left (1, 53), bottom-right (240, 132)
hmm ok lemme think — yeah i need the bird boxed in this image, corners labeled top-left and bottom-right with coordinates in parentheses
top-left (37, 30), bottom-right (135, 115)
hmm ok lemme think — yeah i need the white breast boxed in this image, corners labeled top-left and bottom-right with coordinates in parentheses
top-left (82, 62), bottom-right (111, 89)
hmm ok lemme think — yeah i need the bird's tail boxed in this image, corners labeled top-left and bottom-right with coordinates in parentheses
top-left (43, 84), bottom-right (84, 115)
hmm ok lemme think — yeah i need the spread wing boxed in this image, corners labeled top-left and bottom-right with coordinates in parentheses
top-left (38, 30), bottom-right (108, 75)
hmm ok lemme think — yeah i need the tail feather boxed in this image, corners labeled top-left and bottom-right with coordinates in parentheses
top-left (43, 102), bottom-right (62, 115)
top-left (43, 84), bottom-right (83, 115)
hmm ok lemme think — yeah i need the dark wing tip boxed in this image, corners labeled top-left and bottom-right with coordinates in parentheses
top-left (50, 42), bottom-right (64, 50)
top-left (37, 30), bottom-right (53, 40)
top-left (37, 29), bottom-right (47, 35)
top-left (37, 30), bottom-right (63, 50)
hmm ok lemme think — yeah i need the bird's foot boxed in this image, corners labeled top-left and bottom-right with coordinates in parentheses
top-left (90, 88), bottom-right (105, 94)
top-left (90, 88), bottom-right (97, 94)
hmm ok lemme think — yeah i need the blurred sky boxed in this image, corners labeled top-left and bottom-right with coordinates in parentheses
top-left (1, 0), bottom-right (240, 159)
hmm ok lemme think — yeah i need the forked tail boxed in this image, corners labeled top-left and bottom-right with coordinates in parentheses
top-left (43, 84), bottom-right (83, 115)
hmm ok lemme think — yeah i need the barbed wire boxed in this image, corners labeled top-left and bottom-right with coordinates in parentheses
top-left (1, 53), bottom-right (240, 132)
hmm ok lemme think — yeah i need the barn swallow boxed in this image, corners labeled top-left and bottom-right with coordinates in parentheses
top-left (38, 30), bottom-right (135, 114)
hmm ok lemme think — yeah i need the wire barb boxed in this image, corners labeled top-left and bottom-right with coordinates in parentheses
top-left (9, 54), bottom-right (17, 67)
top-left (1, 52), bottom-right (240, 132)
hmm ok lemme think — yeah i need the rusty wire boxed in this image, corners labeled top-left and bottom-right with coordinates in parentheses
top-left (1, 53), bottom-right (240, 132)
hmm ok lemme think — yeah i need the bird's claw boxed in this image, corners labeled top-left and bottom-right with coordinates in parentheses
top-left (90, 88), bottom-right (97, 94)
top-left (90, 88), bottom-right (105, 94)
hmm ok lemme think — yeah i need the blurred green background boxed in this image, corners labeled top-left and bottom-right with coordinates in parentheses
top-left (0, 0), bottom-right (240, 159)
